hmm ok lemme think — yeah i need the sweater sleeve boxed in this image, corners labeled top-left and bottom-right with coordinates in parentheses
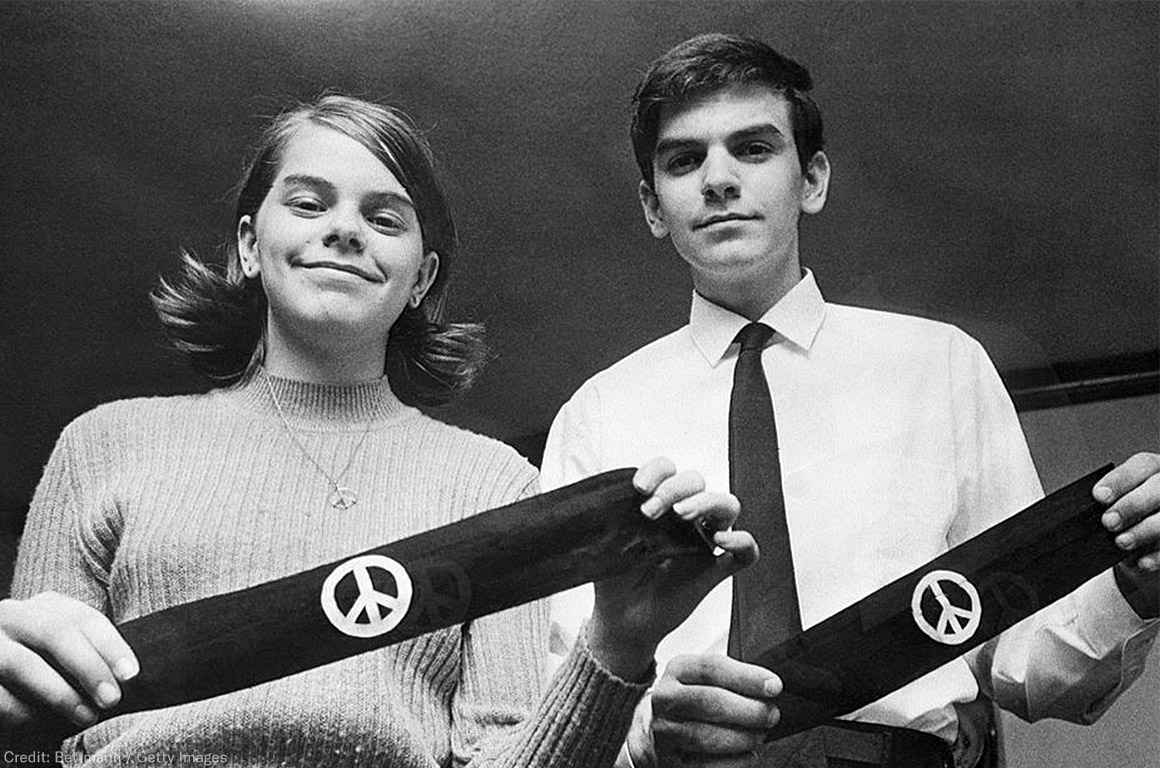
top-left (455, 607), bottom-right (649, 768)
top-left (449, 466), bottom-right (650, 768)
top-left (10, 413), bottom-right (117, 611)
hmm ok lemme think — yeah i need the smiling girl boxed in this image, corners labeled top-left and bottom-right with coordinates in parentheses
top-left (3, 95), bottom-right (754, 766)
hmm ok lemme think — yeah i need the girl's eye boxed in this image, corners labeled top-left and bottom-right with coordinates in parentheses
top-left (288, 197), bottom-right (325, 214)
top-left (369, 213), bottom-right (406, 232)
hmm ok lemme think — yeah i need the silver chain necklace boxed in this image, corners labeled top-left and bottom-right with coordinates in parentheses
top-left (263, 370), bottom-right (375, 510)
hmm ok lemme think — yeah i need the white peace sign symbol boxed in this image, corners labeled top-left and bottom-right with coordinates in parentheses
top-left (910, 569), bottom-right (982, 645)
top-left (320, 554), bottom-right (414, 638)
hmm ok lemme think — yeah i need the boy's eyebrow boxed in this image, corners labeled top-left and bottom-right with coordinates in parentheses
top-left (654, 137), bottom-right (701, 157)
top-left (654, 122), bottom-right (788, 156)
top-left (731, 123), bottom-right (787, 142)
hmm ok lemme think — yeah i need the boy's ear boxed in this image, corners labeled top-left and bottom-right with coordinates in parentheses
top-left (800, 151), bottom-right (831, 215)
top-left (639, 180), bottom-right (670, 239)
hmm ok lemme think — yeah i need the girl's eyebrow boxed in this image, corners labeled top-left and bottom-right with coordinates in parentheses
top-left (280, 174), bottom-right (333, 192)
top-left (280, 174), bottom-right (415, 211)
top-left (365, 190), bottom-right (416, 212)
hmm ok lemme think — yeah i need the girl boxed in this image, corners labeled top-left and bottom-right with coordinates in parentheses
top-left (2, 95), bottom-right (754, 766)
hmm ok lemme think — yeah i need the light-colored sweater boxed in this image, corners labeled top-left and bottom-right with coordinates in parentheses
top-left (13, 374), bottom-right (645, 767)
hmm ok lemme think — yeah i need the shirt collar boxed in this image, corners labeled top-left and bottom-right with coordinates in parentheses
top-left (688, 268), bottom-right (826, 366)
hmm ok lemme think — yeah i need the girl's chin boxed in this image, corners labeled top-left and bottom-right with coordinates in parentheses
top-left (273, 307), bottom-right (395, 343)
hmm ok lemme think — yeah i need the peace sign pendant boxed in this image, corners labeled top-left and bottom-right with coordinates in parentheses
top-left (328, 486), bottom-right (358, 510)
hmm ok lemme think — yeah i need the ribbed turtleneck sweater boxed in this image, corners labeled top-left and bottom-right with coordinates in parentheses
top-left (12, 374), bottom-right (646, 766)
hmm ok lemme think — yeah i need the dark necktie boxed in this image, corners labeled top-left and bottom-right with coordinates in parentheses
top-left (727, 322), bottom-right (801, 660)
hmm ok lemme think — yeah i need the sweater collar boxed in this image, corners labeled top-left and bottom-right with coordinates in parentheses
top-left (236, 370), bottom-right (410, 429)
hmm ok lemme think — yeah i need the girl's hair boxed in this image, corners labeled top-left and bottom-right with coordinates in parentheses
top-left (151, 94), bottom-right (488, 407)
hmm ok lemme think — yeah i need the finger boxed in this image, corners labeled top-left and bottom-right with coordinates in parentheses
top-left (0, 639), bottom-right (97, 727)
top-left (1118, 555), bottom-right (1160, 584)
top-left (74, 603), bottom-right (139, 683)
top-left (1101, 472), bottom-right (1160, 534)
top-left (641, 470), bottom-right (706, 520)
top-left (1112, 511), bottom-right (1160, 558)
top-left (672, 492), bottom-right (741, 529)
top-left (634, 457), bottom-right (678, 496)
top-left (711, 530), bottom-right (759, 570)
top-left (0, 684), bottom-right (37, 727)
top-left (671, 530), bottom-right (759, 600)
top-left (653, 717), bottom-right (768, 754)
top-left (1133, 551), bottom-right (1160, 572)
top-left (1094, 453), bottom-right (1160, 505)
top-left (665, 654), bottom-right (781, 698)
top-left (2, 601), bottom-right (123, 710)
top-left (653, 680), bottom-right (780, 730)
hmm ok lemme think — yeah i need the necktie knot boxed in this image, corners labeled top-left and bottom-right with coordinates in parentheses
top-left (735, 322), bottom-right (774, 354)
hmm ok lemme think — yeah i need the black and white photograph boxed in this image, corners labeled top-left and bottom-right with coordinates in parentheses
top-left (1, 2), bottom-right (1157, 767)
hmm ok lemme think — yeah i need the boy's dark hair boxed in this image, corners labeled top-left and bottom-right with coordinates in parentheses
top-left (631, 33), bottom-right (825, 185)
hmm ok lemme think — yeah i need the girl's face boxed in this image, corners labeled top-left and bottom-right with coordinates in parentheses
top-left (237, 123), bottom-right (438, 356)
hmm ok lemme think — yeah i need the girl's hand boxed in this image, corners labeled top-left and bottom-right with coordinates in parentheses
top-left (587, 458), bottom-right (757, 679)
top-left (0, 591), bottom-right (138, 728)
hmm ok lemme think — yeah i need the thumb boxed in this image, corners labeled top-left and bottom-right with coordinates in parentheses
top-left (685, 530), bottom-right (759, 595)
top-left (715, 529), bottom-right (759, 572)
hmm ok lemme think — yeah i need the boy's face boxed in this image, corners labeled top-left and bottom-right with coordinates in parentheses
top-left (639, 84), bottom-right (828, 299)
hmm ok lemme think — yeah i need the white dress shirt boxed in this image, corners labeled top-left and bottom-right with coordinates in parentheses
top-left (541, 270), bottom-right (1157, 745)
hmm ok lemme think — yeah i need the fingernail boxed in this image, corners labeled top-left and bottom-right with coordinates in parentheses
top-left (95, 681), bottom-right (120, 708)
top-left (641, 498), bottom-right (663, 519)
top-left (114, 657), bottom-right (139, 681)
top-left (763, 677), bottom-right (782, 697)
top-left (768, 706), bottom-right (782, 726)
top-left (1094, 486), bottom-right (1114, 504)
top-left (72, 703), bottom-right (97, 726)
top-left (1141, 555), bottom-right (1159, 572)
top-left (1115, 533), bottom-right (1133, 550)
top-left (1103, 512), bottom-right (1122, 531)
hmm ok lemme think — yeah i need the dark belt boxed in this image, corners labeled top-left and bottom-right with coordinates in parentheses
top-left (753, 720), bottom-right (953, 768)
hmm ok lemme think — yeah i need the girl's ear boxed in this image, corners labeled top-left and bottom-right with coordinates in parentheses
top-left (237, 215), bottom-right (261, 278)
top-left (409, 251), bottom-right (440, 307)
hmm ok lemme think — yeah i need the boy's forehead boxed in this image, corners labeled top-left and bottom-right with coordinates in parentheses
top-left (655, 83), bottom-right (792, 140)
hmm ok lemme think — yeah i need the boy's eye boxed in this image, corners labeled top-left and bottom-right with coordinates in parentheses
top-left (665, 152), bottom-right (700, 174)
top-left (739, 142), bottom-right (773, 158)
